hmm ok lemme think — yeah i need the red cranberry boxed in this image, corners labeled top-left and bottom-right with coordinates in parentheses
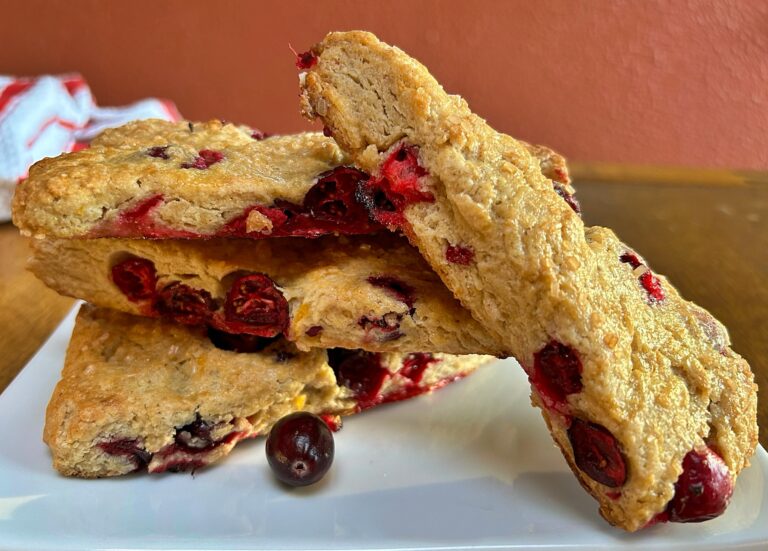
top-left (303, 166), bottom-right (370, 222)
top-left (146, 146), bottom-right (170, 159)
top-left (320, 414), bottom-right (342, 432)
top-left (305, 325), bottom-right (323, 337)
top-left (111, 257), bottom-right (157, 302)
top-left (250, 129), bottom-right (268, 140)
top-left (666, 448), bottom-right (734, 523)
top-left (295, 50), bottom-right (318, 70)
top-left (181, 149), bottom-right (224, 169)
top-left (224, 273), bottom-right (289, 336)
top-left (98, 438), bottom-right (151, 471)
top-left (567, 418), bottom-right (627, 487)
top-left (265, 412), bottom-right (334, 486)
top-left (445, 244), bottom-right (475, 265)
top-left (640, 271), bottom-right (665, 302)
top-left (399, 353), bottom-right (438, 384)
top-left (358, 312), bottom-right (404, 341)
top-left (327, 349), bottom-right (389, 406)
top-left (207, 327), bottom-right (279, 353)
top-left (553, 182), bottom-right (581, 214)
top-left (157, 282), bottom-right (216, 325)
top-left (530, 340), bottom-right (583, 412)
top-left (619, 251), bottom-right (643, 269)
top-left (322, 126), bottom-right (333, 137)
top-left (366, 275), bottom-right (416, 313)
top-left (357, 144), bottom-right (435, 228)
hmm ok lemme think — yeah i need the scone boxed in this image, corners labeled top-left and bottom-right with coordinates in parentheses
top-left (12, 119), bottom-right (568, 239)
top-left (45, 305), bottom-right (491, 478)
top-left (297, 31), bottom-right (758, 530)
top-left (29, 234), bottom-right (503, 355)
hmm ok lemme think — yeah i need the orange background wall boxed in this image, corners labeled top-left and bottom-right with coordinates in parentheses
top-left (1, 0), bottom-right (766, 169)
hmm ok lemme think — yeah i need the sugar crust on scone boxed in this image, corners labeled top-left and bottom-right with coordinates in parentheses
top-left (44, 305), bottom-right (490, 478)
top-left (29, 235), bottom-right (504, 355)
top-left (298, 31), bottom-right (758, 531)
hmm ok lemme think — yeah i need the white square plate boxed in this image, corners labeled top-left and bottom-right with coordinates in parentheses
top-left (1, 307), bottom-right (766, 550)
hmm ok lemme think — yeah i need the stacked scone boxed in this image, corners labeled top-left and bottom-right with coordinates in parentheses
top-left (12, 31), bottom-right (759, 533)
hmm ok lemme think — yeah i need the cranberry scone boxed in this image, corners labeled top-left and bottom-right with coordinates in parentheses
top-left (297, 31), bottom-right (758, 530)
top-left (45, 305), bottom-right (491, 478)
top-left (11, 118), bottom-right (568, 240)
top-left (29, 234), bottom-right (504, 355)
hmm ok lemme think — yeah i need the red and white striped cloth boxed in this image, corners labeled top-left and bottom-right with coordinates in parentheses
top-left (0, 74), bottom-right (181, 221)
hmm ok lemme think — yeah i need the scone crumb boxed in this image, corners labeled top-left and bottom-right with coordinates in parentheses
top-left (603, 333), bottom-right (619, 348)
top-left (245, 209), bottom-right (273, 234)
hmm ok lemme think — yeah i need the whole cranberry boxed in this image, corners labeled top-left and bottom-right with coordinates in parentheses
top-left (266, 412), bottom-right (334, 487)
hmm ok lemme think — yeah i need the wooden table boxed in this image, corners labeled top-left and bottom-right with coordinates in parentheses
top-left (0, 164), bottom-right (765, 446)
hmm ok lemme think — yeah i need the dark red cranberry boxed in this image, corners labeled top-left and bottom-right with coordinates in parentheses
top-left (295, 50), bottom-right (318, 70)
top-left (111, 257), bottom-right (157, 302)
top-left (530, 340), bottom-right (583, 412)
top-left (567, 418), bottom-right (627, 488)
top-left (327, 349), bottom-right (388, 405)
top-left (250, 129), bottom-right (268, 140)
top-left (640, 271), bottom-right (665, 302)
top-left (224, 273), bottom-right (289, 336)
top-left (619, 251), bottom-right (643, 269)
top-left (366, 276), bottom-right (416, 313)
top-left (357, 144), bottom-right (435, 228)
top-left (320, 414), bottom-right (342, 432)
top-left (303, 166), bottom-right (370, 222)
top-left (147, 146), bottom-right (170, 159)
top-left (666, 448), bottom-right (734, 523)
top-left (181, 149), bottom-right (224, 169)
top-left (322, 126), bottom-right (333, 137)
top-left (399, 353), bottom-right (438, 384)
top-left (553, 182), bottom-right (581, 214)
top-left (358, 312), bottom-right (404, 340)
top-left (174, 416), bottom-right (216, 451)
top-left (98, 438), bottom-right (151, 471)
top-left (207, 327), bottom-right (279, 353)
top-left (445, 244), bottom-right (475, 265)
top-left (305, 325), bottom-right (323, 337)
top-left (265, 412), bottom-right (334, 486)
top-left (156, 282), bottom-right (216, 325)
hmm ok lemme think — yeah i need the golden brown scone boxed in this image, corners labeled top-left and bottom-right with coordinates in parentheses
top-left (11, 119), bottom-right (569, 240)
top-left (298, 31), bottom-right (757, 531)
top-left (29, 234), bottom-right (504, 355)
top-left (45, 305), bottom-right (491, 478)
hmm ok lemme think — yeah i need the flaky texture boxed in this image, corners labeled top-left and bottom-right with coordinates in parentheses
top-left (298, 31), bottom-right (758, 531)
top-left (45, 305), bottom-right (490, 478)
top-left (29, 235), bottom-right (504, 355)
top-left (12, 119), bottom-right (567, 240)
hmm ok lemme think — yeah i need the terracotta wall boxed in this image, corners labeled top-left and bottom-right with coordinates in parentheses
top-left (1, 0), bottom-right (766, 169)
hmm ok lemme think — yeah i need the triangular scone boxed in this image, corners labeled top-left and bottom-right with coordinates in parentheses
top-left (12, 119), bottom-right (568, 240)
top-left (29, 234), bottom-right (504, 355)
top-left (45, 305), bottom-right (491, 478)
top-left (298, 31), bottom-right (757, 530)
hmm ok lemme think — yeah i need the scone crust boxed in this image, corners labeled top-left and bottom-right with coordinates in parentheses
top-left (299, 31), bottom-right (758, 531)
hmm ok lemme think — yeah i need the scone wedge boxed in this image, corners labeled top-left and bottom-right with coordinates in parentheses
top-left (45, 305), bottom-right (491, 478)
top-left (297, 31), bottom-right (758, 530)
top-left (29, 234), bottom-right (504, 355)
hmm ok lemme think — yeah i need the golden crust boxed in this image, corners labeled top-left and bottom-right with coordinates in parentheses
top-left (29, 235), bottom-right (504, 355)
top-left (299, 31), bottom-right (758, 531)
top-left (45, 305), bottom-right (491, 478)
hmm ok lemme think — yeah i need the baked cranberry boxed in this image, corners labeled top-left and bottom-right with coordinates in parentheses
top-left (98, 438), bottom-right (151, 471)
top-left (295, 50), bottom-right (318, 70)
top-left (357, 144), bottom-right (435, 228)
top-left (322, 126), bottom-right (333, 137)
top-left (529, 340), bottom-right (583, 412)
top-left (553, 182), bottom-right (581, 214)
top-left (266, 412), bottom-right (334, 486)
top-left (146, 145), bottom-right (170, 159)
top-left (640, 271), bottom-right (665, 302)
top-left (157, 282), bottom-right (216, 325)
top-left (305, 325), bottom-right (323, 337)
top-left (224, 273), bottom-right (289, 336)
top-left (399, 353), bottom-right (439, 384)
top-left (445, 244), bottom-right (475, 265)
top-left (320, 414), bottom-right (342, 432)
top-left (303, 167), bottom-right (370, 223)
top-left (567, 418), bottom-right (627, 487)
top-left (250, 129), bottom-right (268, 140)
top-left (366, 275), bottom-right (416, 313)
top-left (174, 417), bottom-right (215, 451)
top-left (207, 327), bottom-right (279, 353)
top-left (327, 349), bottom-right (388, 406)
top-left (111, 257), bottom-right (157, 302)
top-left (666, 448), bottom-right (734, 523)
top-left (619, 251), bottom-right (643, 269)
top-left (181, 149), bottom-right (224, 169)
top-left (358, 312), bottom-right (404, 341)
